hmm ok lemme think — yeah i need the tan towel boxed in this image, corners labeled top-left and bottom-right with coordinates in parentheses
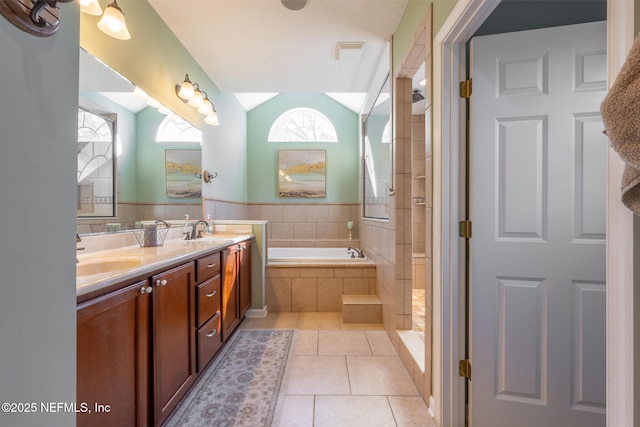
top-left (601, 33), bottom-right (640, 215)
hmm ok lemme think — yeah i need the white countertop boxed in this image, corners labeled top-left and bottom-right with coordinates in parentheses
top-left (76, 234), bottom-right (252, 298)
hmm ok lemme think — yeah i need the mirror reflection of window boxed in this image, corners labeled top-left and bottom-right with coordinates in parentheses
top-left (156, 114), bottom-right (202, 143)
top-left (77, 108), bottom-right (116, 217)
top-left (363, 74), bottom-right (391, 219)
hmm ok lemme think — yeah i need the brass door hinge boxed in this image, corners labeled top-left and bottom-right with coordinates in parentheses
top-left (459, 220), bottom-right (472, 238)
top-left (460, 79), bottom-right (472, 99)
top-left (459, 359), bottom-right (472, 380)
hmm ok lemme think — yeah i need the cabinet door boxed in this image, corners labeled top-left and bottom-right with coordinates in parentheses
top-left (152, 263), bottom-right (196, 425)
top-left (77, 280), bottom-right (151, 427)
top-left (221, 245), bottom-right (240, 341)
top-left (239, 241), bottom-right (252, 318)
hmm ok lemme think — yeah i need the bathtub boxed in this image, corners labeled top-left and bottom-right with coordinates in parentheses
top-left (267, 247), bottom-right (368, 263)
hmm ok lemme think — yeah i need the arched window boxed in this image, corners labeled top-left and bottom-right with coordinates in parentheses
top-left (156, 114), bottom-right (202, 143)
top-left (268, 108), bottom-right (338, 142)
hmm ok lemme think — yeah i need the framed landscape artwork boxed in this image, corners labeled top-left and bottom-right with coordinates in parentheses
top-left (165, 149), bottom-right (202, 198)
top-left (278, 150), bottom-right (326, 198)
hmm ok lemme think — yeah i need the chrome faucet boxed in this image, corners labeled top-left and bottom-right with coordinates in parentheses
top-left (187, 220), bottom-right (209, 240)
top-left (76, 233), bottom-right (85, 263)
top-left (155, 219), bottom-right (170, 228)
top-left (347, 246), bottom-right (364, 258)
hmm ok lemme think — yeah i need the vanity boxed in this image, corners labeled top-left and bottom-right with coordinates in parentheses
top-left (76, 234), bottom-right (252, 427)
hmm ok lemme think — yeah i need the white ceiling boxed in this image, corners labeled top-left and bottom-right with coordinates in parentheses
top-left (147, 0), bottom-right (408, 112)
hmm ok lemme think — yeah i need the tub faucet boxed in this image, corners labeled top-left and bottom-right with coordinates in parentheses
top-left (348, 246), bottom-right (364, 258)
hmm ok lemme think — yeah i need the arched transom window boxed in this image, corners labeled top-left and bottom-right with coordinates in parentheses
top-left (156, 114), bottom-right (202, 143)
top-left (268, 108), bottom-right (338, 142)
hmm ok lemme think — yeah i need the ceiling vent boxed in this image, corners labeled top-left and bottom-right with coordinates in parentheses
top-left (412, 89), bottom-right (425, 103)
top-left (336, 42), bottom-right (366, 61)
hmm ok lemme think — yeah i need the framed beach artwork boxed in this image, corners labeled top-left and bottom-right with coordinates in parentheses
top-left (278, 150), bottom-right (326, 198)
top-left (165, 149), bottom-right (202, 198)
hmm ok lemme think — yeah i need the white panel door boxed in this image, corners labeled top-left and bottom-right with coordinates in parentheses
top-left (470, 22), bottom-right (606, 427)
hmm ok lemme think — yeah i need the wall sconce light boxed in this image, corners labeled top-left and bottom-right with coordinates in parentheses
top-left (96, 0), bottom-right (130, 40)
top-left (0, 0), bottom-right (73, 37)
top-left (0, 0), bottom-right (130, 38)
top-left (79, 0), bottom-right (102, 16)
top-left (176, 74), bottom-right (219, 126)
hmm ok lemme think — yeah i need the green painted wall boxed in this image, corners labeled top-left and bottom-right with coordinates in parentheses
top-left (247, 94), bottom-right (359, 203)
top-left (135, 108), bottom-right (201, 204)
top-left (201, 92), bottom-right (249, 203)
top-left (80, 0), bottom-right (248, 205)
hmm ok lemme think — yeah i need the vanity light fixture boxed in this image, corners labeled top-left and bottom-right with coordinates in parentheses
top-left (132, 85), bottom-right (148, 99)
top-left (97, 0), bottom-right (130, 40)
top-left (176, 75), bottom-right (195, 101)
top-left (176, 74), bottom-right (219, 126)
top-left (79, 0), bottom-right (102, 16)
top-left (188, 86), bottom-right (204, 108)
top-left (204, 112), bottom-right (219, 126)
top-left (0, 0), bottom-right (74, 37)
top-left (197, 93), bottom-right (214, 114)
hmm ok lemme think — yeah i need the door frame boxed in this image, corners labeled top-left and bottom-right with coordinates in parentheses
top-left (431, 1), bottom-right (635, 426)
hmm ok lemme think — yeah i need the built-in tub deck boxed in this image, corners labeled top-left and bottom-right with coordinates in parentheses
top-left (267, 247), bottom-right (371, 264)
top-left (265, 247), bottom-right (376, 312)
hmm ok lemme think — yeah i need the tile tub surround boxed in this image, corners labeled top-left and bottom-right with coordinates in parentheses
top-left (248, 202), bottom-right (361, 244)
top-left (266, 264), bottom-right (377, 312)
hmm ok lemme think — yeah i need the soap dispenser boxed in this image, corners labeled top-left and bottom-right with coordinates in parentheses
top-left (206, 214), bottom-right (213, 234)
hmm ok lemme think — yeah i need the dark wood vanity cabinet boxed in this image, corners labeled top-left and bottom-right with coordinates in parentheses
top-left (221, 241), bottom-right (252, 341)
top-left (221, 245), bottom-right (241, 341)
top-left (77, 280), bottom-right (151, 427)
top-left (195, 251), bottom-right (222, 372)
top-left (77, 239), bottom-right (252, 426)
top-left (151, 262), bottom-right (196, 426)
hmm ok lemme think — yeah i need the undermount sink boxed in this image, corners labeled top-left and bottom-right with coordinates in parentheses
top-left (77, 256), bottom-right (149, 276)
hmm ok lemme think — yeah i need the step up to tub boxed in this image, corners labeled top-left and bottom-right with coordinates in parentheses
top-left (341, 294), bottom-right (382, 323)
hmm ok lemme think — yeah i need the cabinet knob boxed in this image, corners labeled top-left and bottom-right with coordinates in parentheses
top-left (207, 263), bottom-right (217, 268)
top-left (156, 279), bottom-right (167, 287)
top-left (140, 286), bottom-right (152, 294)
top-left (206, 329), bottom-right (218, 338)
top-left (205, 290), bottom-right (217, 298)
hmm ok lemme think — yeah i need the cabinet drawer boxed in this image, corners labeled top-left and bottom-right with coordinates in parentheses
top-left (196, 275), bottom-right (221, 327)
top-left (197, 312), bottom-right (222, 372)
top-left (196, 252), bottom-right (221, 282)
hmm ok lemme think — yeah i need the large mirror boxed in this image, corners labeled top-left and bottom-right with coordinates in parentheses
top-left (77, 48), bottom-right (203, 235)
top-left (77, 107), bottom-right (116, 218)
top-left (362, 74), bottom-right (391, 219)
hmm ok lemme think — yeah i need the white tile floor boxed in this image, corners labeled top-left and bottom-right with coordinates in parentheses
top-left (240, 312), bottom-right (438, 427)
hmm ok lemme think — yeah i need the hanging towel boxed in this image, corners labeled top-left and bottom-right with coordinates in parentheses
top-left (601, 33), bottom-right (640, 215)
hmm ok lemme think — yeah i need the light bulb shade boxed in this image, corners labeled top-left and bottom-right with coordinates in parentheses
top-left (205, 111), bottom-right (219, 126)
top-left (98, 1), bottom-right (131, 40)
top-left (198, 98), bottom-right (214, 115)
top-left (133, 86), bottom-right (148, 99)
top-left (146, 97), bottom-right (161, 108)
top-left (80, 0), bottom-right (102, 15)
top-left (188, 89), bottom-right (204, 108)
top-left (177, 75), bottom-right (194, 101)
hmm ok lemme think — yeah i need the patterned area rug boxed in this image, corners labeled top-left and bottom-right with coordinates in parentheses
top-left (165, 329), bottom-right (294, 427)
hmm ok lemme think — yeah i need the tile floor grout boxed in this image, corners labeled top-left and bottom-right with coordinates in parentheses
top-left (237, 312), bottom-right (438, 427)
